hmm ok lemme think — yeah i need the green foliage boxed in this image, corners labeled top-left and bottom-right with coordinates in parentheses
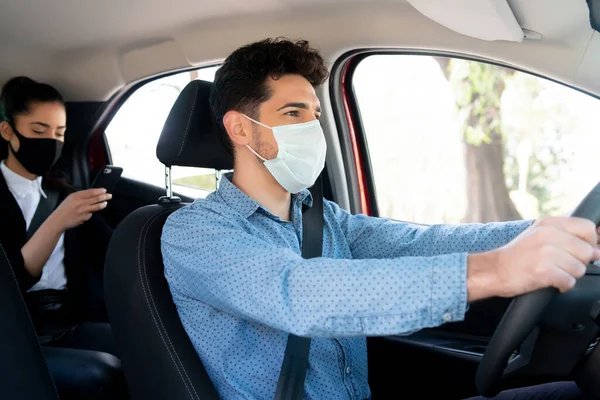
top-left (502, 71), bottom-right (575, 217)
top-left (441, 57), bottom-right (574, 218)
top-left (447, 60), bottom-right (514, 146)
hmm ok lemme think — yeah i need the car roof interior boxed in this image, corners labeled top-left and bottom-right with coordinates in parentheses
top-left (0, 0), bottom-right (598, 102)
top-left (2, 1), bottom-right (600, 399)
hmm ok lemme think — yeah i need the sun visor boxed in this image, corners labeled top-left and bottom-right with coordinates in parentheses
top-left (406, 0), bottom-right (525, 42)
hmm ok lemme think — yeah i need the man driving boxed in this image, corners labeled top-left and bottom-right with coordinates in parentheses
top-left (161, 38), bottom-right (599, 400)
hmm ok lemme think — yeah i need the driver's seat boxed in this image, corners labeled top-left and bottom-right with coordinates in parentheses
top-left (104, 80), bottom-right (232, 400)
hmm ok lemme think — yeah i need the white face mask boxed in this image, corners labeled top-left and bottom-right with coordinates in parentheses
top-left (242, 114), bottom-right (327, 194)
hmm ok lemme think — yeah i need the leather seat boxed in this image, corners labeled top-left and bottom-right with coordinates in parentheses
top-left (1, 238), bottom-right (128, 400)
top-left (0, 242), bottom-right (58, 400)
top-left (104, 79), bottom-right (232, 400)
top-left (43, 346), bottom-right (128, 400)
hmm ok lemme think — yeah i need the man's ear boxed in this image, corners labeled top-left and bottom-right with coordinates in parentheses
top-left (223, 111), bottom-right (253, 147)
top-left (0, 121), bottom-right (13, 143)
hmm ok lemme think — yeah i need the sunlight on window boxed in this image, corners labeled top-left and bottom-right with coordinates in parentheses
top-left (353, 55), bottom-right (600, 224)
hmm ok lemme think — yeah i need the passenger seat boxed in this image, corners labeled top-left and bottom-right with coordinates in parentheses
top-left (0, 242), bottom-right (58, 400)
top-left (0, 242), bottom-right (128, 399)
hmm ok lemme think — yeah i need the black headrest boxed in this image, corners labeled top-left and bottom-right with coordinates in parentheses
top-left (156, 80), bottom-right (233, 170)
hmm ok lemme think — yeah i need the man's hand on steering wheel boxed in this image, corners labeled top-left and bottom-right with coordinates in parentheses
top-left (474, 184), bottom-right (600, 398)
top-left (467, 217), bottom-right (600, 303)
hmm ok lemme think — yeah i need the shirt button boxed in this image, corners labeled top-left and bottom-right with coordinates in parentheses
top-left (443, 312), bottom-right (453, 322)
top-left (345, 367), bottom-right (351, 374)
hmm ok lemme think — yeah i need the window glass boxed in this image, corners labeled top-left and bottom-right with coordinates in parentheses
top-left (105, 66), bottom-right (220, 198)
top-left (352, 55), bottom-right (600, 224)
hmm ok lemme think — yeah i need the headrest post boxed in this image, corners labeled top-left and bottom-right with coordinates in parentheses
top-left (165, 165), bottom-right (173, 198)
top-left (158, 165), bottom-right (181, 205)
top-left (215, 170), bottom-right (222, 188)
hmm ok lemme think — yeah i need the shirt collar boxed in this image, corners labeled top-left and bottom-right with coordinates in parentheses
top-left (0, 160), bottom-right (47, 199)
top-left (217, 172), bottom-right (313, 219)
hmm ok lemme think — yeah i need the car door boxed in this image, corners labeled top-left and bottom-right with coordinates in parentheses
top-left (333, 52), bottom-right (600, 398)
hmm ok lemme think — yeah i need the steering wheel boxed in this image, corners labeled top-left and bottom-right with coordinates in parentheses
top-left (475, 182), bottom-right (600, 398)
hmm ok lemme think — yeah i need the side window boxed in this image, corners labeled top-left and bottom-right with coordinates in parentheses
top-left (105, 66), bottom-right (220, 198)
top-left (351, 55), bottom-right (600, 225)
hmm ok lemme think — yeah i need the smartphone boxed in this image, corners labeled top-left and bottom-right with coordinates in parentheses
top-left (91, 165), bottom-right (123, 193)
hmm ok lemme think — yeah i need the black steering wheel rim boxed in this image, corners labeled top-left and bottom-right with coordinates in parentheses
top-left (475, 182), bottom-right (600, 397)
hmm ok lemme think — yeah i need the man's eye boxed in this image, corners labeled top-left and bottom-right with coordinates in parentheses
top-left (33, 131), bottom-right (44, 135)
top-left (285, 110), bottom-right (300, 117)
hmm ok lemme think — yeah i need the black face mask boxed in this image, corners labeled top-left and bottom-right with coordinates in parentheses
top-left (8, 125), bottom-right (63, 176)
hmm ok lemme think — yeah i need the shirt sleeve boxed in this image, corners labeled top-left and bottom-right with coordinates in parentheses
top-left (162, 204), bottom-right (469, 338)
top-left (326, 200), bottom-right (533, 260)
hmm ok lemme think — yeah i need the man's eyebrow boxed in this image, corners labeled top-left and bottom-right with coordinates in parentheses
top-left (30, 122), bottom-right (66, 129)
top-left (277, 102), bottom-right (322, 113)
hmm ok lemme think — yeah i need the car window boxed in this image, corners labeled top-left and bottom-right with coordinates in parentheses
top-left (352, 55), bottom-right (600, 225)
top-left (104, 66), bottom-right (220, 198)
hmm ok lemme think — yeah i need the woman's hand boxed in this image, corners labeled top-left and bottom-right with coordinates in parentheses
top-left (21, 188), bottom-right (112, 278)
top-left (48, 188), bottom-right (112, 232)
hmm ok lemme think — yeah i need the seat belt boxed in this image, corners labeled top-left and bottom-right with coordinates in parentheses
top-left (26, 190), bottom-right (60, 241)
top-left (274, 174), bottom-right (324, 400)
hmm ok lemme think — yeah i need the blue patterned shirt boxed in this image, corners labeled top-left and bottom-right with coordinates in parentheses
top-left (162, 173), bottom-right (531, 399)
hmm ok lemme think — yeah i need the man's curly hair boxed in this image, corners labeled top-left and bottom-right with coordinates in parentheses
top-left (210, 38), bottom-right (329, 155)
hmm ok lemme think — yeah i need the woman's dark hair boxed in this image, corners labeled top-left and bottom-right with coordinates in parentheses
top-left (209, 38), bottom-right (329, 154)
top-left (0, 76), bottom-right (65, 125)
top-left (0, 76), bottom-right (70, 190)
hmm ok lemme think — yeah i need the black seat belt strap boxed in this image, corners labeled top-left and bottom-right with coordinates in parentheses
top-left (274, 174), bottom-right (324, 400)
top-left (26, 190), bottom-right (59, 241)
